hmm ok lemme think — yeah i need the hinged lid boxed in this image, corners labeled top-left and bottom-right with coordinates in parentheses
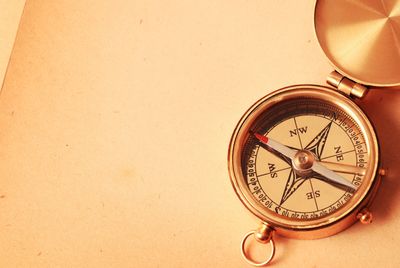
top-left (315, 0), bottom-right (400, 87)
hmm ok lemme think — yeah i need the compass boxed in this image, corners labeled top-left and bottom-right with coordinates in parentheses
top-left (228, 0), bottom-right (398, 266)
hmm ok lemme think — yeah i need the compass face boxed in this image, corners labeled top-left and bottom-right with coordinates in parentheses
top-left (242, 98), bottom-right (366, 220)
top-left (229, 86), bottom-right (379, 233)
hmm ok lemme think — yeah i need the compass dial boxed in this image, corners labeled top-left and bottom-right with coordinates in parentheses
top-left (229, 86), bottom-right (379, 235)
top-left (243, 99), bottom-right (366, 220)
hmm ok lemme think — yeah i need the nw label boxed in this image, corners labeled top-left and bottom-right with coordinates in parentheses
top-left (289, 126), bottom-right (308, 137)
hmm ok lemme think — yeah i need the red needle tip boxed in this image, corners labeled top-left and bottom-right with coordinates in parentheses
top-left (252, 131), bottom-right (269, 144)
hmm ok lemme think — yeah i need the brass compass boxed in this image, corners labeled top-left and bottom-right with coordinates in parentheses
top-left (228, 0), bottom-right (399, 266)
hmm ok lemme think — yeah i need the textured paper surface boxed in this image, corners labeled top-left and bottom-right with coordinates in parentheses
top-left (0, 0), bottom-right (26, 89)
top-left (1, 0), bottom-right (400, 267)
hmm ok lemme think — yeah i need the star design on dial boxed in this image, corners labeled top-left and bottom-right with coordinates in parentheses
top-left (266, 119), bottom-right (333, 207)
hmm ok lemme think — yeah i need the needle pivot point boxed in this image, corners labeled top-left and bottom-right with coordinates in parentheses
top-left (293, 150), bottom-right (315, 171)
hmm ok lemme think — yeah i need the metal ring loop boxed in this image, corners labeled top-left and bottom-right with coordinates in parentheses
top-left (241, 231), bottom-right (276, 267)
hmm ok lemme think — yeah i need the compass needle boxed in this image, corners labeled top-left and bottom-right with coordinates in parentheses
top-left (252, 131), bottom-right (358, 192)
top-left (318, 161), bottom-right (366, 175)
top-left (312, 161), bottom-right (357, 192)
top-left (252, 132), bottom-right (297, 160)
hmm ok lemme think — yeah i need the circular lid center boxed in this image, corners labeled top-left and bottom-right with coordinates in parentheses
top-left (315, 0), bottom-right (400, 87)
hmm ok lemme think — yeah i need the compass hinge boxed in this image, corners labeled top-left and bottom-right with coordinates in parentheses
top-left (326, 71), bottom-right (368, 98)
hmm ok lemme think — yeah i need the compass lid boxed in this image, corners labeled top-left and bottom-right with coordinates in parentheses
top-left (315, 0), bottom-right (400, 87)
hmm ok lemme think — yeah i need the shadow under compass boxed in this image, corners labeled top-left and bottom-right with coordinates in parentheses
top-left (356, 87), bottom-right (400, 221)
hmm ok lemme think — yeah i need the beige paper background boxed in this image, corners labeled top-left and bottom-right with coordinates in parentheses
top-left (0, 0), bottom-right (26, 88)
top-left (1, 0), bottom-right (400, 267)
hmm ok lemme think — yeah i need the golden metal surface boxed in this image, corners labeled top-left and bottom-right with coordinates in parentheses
top-left (228, 85), bottom-right (380, 239)
top-left (315, 0), bottom-right (400, 86)
top-left (327, 71), bottom-right (368, 98)
top-left (254, 223), bottom-right (274, 243)
top-left (357, 209), bottom-right (373, 224)
top-left (326, 71), bottom-right (344, 88)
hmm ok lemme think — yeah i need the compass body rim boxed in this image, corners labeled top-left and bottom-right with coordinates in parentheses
top-left (228, 85), bottom-right (380, 239)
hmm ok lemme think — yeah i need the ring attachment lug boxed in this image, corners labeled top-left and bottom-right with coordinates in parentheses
top-left (241, 223), bottom-right (276, 266)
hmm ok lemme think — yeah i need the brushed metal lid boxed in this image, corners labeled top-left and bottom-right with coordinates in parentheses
top-left (315, 0), bottom-right (400, 87)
